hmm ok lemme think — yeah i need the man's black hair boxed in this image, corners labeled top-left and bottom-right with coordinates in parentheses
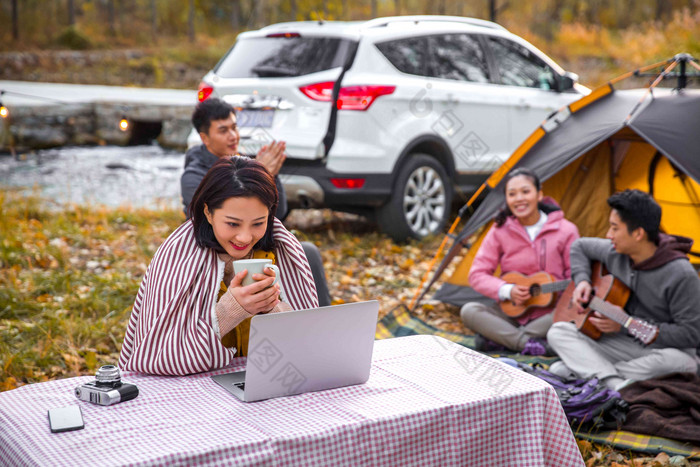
top-left (607, 189), bottom-right (661, 244)
top-left (191, 98), bottom-right (236, 135)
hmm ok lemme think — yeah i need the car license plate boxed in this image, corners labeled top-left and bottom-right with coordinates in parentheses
top-left (237, 109), bottom-right (274, 128)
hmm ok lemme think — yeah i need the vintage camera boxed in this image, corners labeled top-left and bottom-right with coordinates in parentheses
top-left (75, 365), bottom-right (139, 406)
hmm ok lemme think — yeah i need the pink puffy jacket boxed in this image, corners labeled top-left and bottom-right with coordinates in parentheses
top-left (468, 205), bottom-right (580, 324)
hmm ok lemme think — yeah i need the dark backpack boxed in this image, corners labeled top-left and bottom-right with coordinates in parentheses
top-left (515, 362), bottom-right (629, 432)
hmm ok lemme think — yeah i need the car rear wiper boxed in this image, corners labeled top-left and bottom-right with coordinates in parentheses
top-left (251, 65), bottom-right (297, 77)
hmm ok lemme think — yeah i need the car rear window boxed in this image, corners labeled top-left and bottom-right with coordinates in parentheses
top-left (375, 37), bottom-right (430, 76)
top-left (214, 36), bottom-right (354, 78)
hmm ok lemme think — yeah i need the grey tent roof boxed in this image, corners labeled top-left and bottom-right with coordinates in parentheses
top-left (629, 90), bottom-right (700, 179)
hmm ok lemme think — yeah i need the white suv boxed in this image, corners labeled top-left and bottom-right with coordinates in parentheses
top-left (189, 16), bottom-right (589, 241)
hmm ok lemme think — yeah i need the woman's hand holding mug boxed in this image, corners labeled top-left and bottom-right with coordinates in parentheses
top-left (231, 259), bottom-right (281, 314)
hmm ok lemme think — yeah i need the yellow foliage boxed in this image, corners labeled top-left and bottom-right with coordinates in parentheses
top-left (83, 351), bottom-right (98, 371)
top-left (1, 377), bottom-right (18, 391)
top-left (36, 294), bottom-right (52, 303)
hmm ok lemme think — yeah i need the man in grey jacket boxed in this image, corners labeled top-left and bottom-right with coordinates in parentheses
top-left (547, 189), bottom-right (700, 390)
top-left (181, 98), bottom-right (331, 306)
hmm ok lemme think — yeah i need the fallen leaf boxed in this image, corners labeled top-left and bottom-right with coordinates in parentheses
top-left (83, 351), bottom-right (98, 371)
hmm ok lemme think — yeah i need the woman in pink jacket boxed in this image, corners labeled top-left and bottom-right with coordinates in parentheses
top-left (460, 168), bottom-right (579, 355)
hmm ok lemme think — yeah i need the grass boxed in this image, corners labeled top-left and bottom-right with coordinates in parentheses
top-left (0, 189), bottom-right (183, 389)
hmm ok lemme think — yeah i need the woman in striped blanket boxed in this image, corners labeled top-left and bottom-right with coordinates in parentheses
top-left (119, 157), bottom-right (319, 375)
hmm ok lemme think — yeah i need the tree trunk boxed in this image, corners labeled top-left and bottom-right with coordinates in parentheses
top-left (342, 0), bottom-right (348, 19)
top-left (323, 0), bottom-right (328, 19)
top-left (11, 0), bottom-right (19, 40)
top-left (655, 0), bottom-right (671, 20)
top-left (250, 0), bottom-right (262, 28)
top-left (188, 0), bottom-right (195, 43)
top-left (371, 0), bottom-right (377, 18)
top-left (394, 0), bottom-right (400, 15)
top-left (68, 0), bottom-right (76, 26)
top-left (290, 0), bottom-right (297, 21)
top-left (544, 0), bottom-right (564, 43)
top-left (231, 0), bottom-right (242, 28)
top-left (151, 0), bottom-right (157, 39)
top-left (489, 0), bottom-right (497, 22)
top-left (108, 0), bottom-right (116, 35)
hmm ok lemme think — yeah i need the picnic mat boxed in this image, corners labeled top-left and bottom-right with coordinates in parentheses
top-left (375, 305), bottom-right (700, 459)
top-left (375, 304), bottom-right (558, 367)
top-left (575, 431), bottom-right (700, 459)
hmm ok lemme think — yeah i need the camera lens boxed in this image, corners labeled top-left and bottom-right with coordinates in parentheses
top-left (95, 365), bottom-right (121, 386)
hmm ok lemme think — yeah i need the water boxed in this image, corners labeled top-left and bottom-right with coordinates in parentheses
top-left (0, 145), bottom-right (185, 210)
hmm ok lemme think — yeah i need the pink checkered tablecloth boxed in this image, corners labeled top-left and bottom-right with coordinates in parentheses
top-left (0, 335), bottom-right (583, 466)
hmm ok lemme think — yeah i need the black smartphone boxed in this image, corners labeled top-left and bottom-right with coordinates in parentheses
top-left (48, 405), bottom-right (85, 433)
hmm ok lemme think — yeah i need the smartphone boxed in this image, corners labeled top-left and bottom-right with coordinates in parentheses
top-left (48, 405), bottom-right (85, 433)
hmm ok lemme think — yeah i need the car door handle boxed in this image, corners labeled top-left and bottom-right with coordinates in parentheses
top-left (516, 99), bottom-right (531, 109)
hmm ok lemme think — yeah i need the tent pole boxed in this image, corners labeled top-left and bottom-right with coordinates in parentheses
top-left (408, 214), bottom-right (462, 311)
top-left (624, 60), bottom-right (679, 123)
top-left (408, 182), bottom-right (490, 311)
top-left (688, 60), bottom-right (700, 73)
top-left (609, 59), bottom-right (672, 85)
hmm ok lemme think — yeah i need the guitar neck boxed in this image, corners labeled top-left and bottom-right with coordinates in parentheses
top-left (589, 296), bottom-right (633, 328)
top-left (540, 279), bottom-right (571, 294)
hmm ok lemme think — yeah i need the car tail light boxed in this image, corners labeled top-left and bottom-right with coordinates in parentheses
top-left (331, 178), bottom-right (365, 189)
top-left (266, 32), bottom-right (301, 38)
top-left (198, 82), bottom-right (214, 102)
top-left (337, 85), bottom-right (396, 111)
top-left (299, 82), bottom-right (396, 111)
top-left (299, 82), bottom-right (335, 102)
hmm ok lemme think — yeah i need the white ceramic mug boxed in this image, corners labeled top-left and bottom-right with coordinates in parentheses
top-left (232, 259), bottom-right (280, 287)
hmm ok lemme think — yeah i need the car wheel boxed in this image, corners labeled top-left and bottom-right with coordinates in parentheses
top-left (377, 154), bottom-right (453, 241)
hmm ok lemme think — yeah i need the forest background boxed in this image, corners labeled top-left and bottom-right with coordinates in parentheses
top-left (1, 0), bottom-right (699, 89)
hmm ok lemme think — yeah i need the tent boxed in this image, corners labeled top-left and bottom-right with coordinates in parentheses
top-left (411, 54), bottom-right (700, 309)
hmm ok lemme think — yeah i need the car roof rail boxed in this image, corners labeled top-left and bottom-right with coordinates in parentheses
top-left (259, 20), bottom-right (329, 30)
top-left (361, 15), bottom-right (507, 31)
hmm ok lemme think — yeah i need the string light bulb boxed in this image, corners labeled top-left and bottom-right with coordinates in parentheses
top-left (119, 114), bottom-right (129, 131)
top-left (0, 91), bottom-right (7, 118)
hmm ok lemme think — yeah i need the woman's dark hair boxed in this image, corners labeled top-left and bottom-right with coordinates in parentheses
top-left (607, 189), bottom-right (661, 244)
top-left (494, 168), bottom-right (558, 226)
top-left (190, 157), bottom-right (278, 253)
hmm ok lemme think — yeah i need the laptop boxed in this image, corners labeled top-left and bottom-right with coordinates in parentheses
top-left (211, 300), bottom-right (379, 402)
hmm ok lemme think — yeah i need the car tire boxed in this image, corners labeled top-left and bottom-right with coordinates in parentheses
top-left (377, 154), bottom-right (453, 241)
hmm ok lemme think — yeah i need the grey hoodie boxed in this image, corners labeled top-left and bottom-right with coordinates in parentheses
top-left (570, 235), bottom-right (700, 349)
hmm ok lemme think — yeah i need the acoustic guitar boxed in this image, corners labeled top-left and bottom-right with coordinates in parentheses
top-left (499, 271), bottom-right (571, 318)
top-left (552, 262), bottom-right (659, 345)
